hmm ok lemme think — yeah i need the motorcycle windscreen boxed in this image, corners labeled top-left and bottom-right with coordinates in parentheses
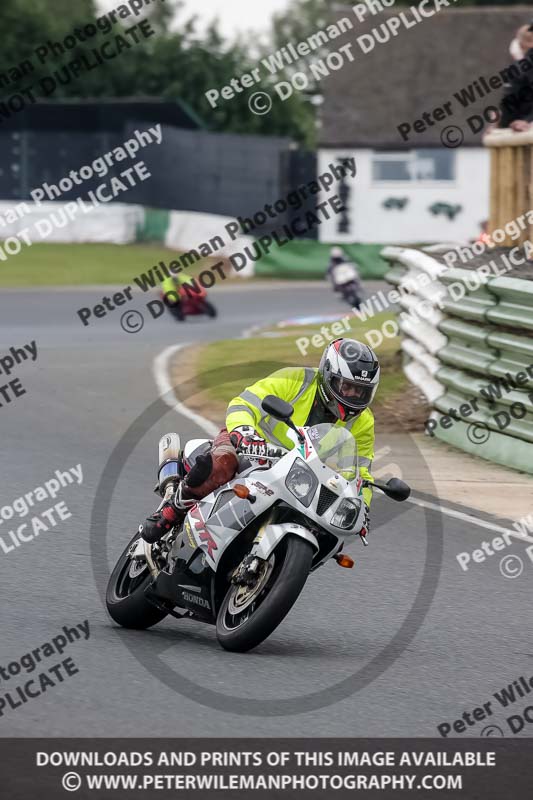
top-left (309, 423), bottom-right (358, 481)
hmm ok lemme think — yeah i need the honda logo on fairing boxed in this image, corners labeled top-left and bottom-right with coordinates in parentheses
top-left (182, 591), bottom-right (210, 608)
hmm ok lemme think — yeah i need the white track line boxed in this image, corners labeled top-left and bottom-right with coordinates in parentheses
top-left (406, 496), bottom-right (533, 542)
top-left (154, 344), bottom-right (532, 542)
top-left (153, 343), bottom-right (219, 437)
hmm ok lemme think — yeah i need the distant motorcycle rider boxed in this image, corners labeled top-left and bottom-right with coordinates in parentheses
top-left (327, 246), bottom-right (346, 283)
top-left (140, 338), bottom-right (379, 544)
top-left (161, 272), bottom-right (196, 298)
top-left (327, 246), bottom-right (362, 296)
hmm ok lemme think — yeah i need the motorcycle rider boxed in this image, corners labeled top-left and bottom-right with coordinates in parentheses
top-left (327, 246), bottom-right (346, 288)
top-left (161, 271), bottom-right (196, 315)
top-left (327, 246), bottom-right (362, 298)
top-left (141, 338), bottom-right (379, 544)
top-left (326, 246), bottom-right (356, 284)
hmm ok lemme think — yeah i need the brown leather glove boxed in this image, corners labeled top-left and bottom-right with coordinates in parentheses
top-left (183, 429), bottom-right (238, 500)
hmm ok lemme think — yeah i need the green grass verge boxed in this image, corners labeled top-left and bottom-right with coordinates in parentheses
top-left (0, 243), bottom-right (216, 287)
top-left (195, 312), bottom-right (405, 416)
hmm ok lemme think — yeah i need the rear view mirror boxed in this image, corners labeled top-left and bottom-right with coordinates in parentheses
top-left (385, 478), bottom-right (411, 502)
top-left (261, 395), bottom-right (294, 421)
top-left (365, 477), bottom-right (411, 502)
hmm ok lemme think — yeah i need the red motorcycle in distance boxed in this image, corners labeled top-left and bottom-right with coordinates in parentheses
top-left (160, 283), bottom-right (218, 322)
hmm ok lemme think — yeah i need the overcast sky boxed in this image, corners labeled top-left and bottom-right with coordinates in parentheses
top-left (97, 0), bottom-right (290, 39)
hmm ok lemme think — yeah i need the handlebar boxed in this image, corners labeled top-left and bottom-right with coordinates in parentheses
top-left (264, 445), bottom-right (287, 460)
top-left (236, 444), bottom-right (287, 461)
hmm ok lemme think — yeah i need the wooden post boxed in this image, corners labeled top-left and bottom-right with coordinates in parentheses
top-left (483, 128), bottom-right (533, 246)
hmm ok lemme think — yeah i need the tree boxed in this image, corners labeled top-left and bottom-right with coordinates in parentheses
top-left (0, 0), bottom-right (314, 144)
top-left (0, 0), bottom-right (101, 91)
top-left (143, 0), bottom-right (183, 33)
top-left (271, 0), bottom-right (331, 50)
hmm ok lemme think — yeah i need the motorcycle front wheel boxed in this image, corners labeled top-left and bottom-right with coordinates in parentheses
top-left (169, 304), bottom-right (185, 321)
top-left (203, 300), bottom-right (217, 318)
top-left (216, 534), bottom-right (313, 652)
top-left (106, 532), bottom-right (168, 629)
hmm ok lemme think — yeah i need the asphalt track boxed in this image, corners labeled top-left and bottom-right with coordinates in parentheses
top-left (0, 283), bottom-right (531, 738)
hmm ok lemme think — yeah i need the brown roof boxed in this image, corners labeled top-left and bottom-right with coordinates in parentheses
top-left (320, 5), bottom-right (533, 147)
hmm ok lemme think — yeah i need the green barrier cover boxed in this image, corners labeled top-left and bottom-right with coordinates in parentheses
top-left (434, 389), bottom-right (533, 444)
top-left (489, 357), bottom-right (533, 388)
top-left (384, 265), bottom-right (407, 286)
top-left (486, 276), bottom-right (533, 331)
top-left (436, 366), bottom-right (490, 397)
top-left (438, 317), bottom-right (493, 344)
top-left (487, 276), bottom-right (533, 306)
top-left (136, 208), bottom-right (171, 243)
top-left (436, 364), bottom-right (532, 402)
top-left (438, 267), bottom-right (489, 287)
top-left (433, 413), bottom-right (533, 474)
top-left (438, 268), bottom-right (496, 321)
top-left (487, 332), bottom-right (533, 386)
top-left (387, 251), bottom-right (533, 472)
top-left (486, 304), bottom-right (533, 331)
top-left (254, 241), bottom-right (389, 280)
top-left (439, 297), bottom-right (495, 322)
top-left (437, 343), bottom-right (495, 374)
top-left (487, 330), bottom-right (533, 358)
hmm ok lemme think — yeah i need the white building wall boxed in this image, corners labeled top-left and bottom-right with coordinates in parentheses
top-left (319, 147), bottom-right (490, 244)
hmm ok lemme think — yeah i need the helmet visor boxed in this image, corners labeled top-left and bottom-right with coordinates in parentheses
top-left (330, 376), bottom-right (375, 409)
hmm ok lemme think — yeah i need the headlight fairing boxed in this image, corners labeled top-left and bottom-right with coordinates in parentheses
top-left (285, 458), bottom-right (319, 508)
top-left (331, 498), bottom-right (362, 530)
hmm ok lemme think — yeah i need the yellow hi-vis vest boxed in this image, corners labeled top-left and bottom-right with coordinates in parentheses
top-left (226, 366), bottom-right (375, 506)
top-left (161, 273), bottom-right (195, 297)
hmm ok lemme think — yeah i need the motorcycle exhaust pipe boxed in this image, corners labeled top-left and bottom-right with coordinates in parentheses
top-left (157, 433), bottom-right (183, 497)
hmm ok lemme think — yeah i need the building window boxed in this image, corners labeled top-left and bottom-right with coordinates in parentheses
top-left (372, 149), bottom-right (455, 182)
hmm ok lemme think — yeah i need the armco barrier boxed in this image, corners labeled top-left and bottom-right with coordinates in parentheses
top-left (381, 246), bottom-right (533, 474)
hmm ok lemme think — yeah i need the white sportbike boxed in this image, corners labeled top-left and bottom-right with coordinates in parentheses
top-left (106, 396), bottom-right (410, 652)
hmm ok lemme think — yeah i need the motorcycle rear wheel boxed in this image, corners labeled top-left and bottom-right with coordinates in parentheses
top-left (216, 534), bottom-right (313, 652)
top-left (106, 533), bottom-right (168, 629)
